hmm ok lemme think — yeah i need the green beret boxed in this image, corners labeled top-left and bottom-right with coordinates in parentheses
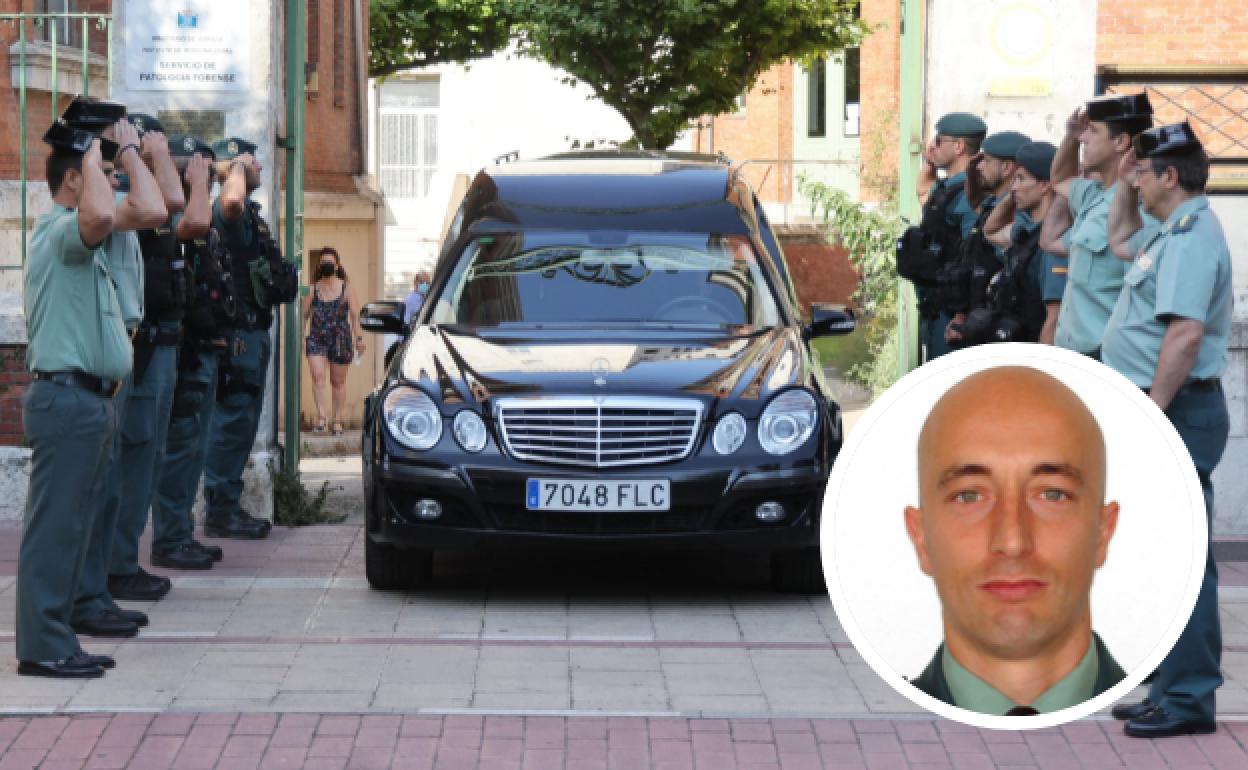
top-left (934, 112), bottom-right (987, 138)
top-left (981, 131), bottom-right (1031, 160)
top-left (168, 134), bottom-right (216, 161)
top-left (1015, 141), bottom-right (1057, 180)
top-left (212, 137), bottom-right (258, 160)
top-left (126, 113), bottom-right (164, 136)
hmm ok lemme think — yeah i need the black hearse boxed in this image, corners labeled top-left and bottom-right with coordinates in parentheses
top-left (359, 153), bottom-right (855, 593)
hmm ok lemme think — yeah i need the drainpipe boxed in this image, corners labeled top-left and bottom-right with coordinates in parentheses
top-left (896, 0), bottom-right (924, 375)
top-left (283, 0), bottom-right (306, 475)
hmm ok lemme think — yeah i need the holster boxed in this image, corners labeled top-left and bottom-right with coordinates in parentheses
top-left (132, 332), bottom-right (157, 386)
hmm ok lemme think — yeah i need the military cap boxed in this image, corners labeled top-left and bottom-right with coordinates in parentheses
top-left (126, 112), bottom-right (165, 136)
top-left (934, 112), bottom-right (988, 138)
top-left (61, 96), bottom-right (126, 131)
top-left (1133, 121), bottom-right (1203, 158)
top-left (212, 137), bottom-right (258, 160)
top-left (1085, 92), bottom-right (1153, 124)
top-left (42, 120), bottom-right (118, 159)
top-left (1015, 141), bottom-right (1057, 181)
top-left (168, 134), bottom-right (216, 161)
top-left (981, 131), bottom-right (1031, 160)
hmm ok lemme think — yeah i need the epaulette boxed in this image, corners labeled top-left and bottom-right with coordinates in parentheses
top-left (1170, 213), bottom-right (1198, 234)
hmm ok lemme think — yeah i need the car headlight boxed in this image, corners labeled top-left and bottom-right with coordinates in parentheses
top-left (382, 386), bottom-right (442, 450)
top-left (712, 412), bottom-right (747, 455)
top-left (453, 410), bottom-right (488, 452)
top-left (758, 389), bottom-right (818, 455)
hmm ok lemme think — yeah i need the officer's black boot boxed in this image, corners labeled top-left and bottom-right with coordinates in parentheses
top-left (151, 543), bottom-right (215, 570)
top-left (204, 508), bottom-right (271, 540)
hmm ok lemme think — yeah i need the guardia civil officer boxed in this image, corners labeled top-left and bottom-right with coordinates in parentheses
top-left (150, 136), bottom-right (231, 567)
top-left (962, 141), bottom-right (1064, 345)
top-left (898, 112), bottom-right (985, 362)
top-left (15, 119), bottom-right (133, 677)
top-left (944, 130), bottom-right (1029, 347)
top-left (1044, 93), bottom-right (1153, 358)
top-left (66, 105), bottom-right (172, 637)
top-left (200, 138), bottom-right (293, 539)
top-left (1102, 124), bottom-right (1231, 738)
top-left (105, 114), bottom-right (210, 578)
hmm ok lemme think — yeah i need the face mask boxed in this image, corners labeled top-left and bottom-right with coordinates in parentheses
top-left (113, 172), bottom-right (130, 193)
top-left (319, 263), bottom-right (336, 278)
top-left (418, 282), bottom-right (429, 293)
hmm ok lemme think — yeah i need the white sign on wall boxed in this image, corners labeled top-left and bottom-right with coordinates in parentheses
top-left (125, 3), bottom-right (249, 91)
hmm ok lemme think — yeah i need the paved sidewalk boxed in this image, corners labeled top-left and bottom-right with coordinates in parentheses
top-left (4, 712), bottom-right (1248, 769)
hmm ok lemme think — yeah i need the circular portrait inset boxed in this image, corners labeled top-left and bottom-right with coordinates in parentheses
top-left (822, 343), bottom-right (1207, 729)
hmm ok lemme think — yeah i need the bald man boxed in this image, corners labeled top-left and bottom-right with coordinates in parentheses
top-left (904, 367), bottom-right (1124, 716)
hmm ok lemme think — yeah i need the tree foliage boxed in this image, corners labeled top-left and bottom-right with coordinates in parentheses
top-left (369, 1), bottom-right (869, 149)
top-left (369, 0), bottom-right (513, 78)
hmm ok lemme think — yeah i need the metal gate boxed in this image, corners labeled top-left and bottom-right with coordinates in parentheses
top-left (0, 11), bottom-right (113, 267)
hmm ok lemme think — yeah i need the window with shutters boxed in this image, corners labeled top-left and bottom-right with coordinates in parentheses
top-left (378, 79), bottom-right (440, 200)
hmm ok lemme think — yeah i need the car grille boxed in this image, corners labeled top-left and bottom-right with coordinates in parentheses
top-left (495, 396), bottom-right (703, 468)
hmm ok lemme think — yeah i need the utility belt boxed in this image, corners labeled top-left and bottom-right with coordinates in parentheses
top-left (32, 369), bottom-right (123, 399)
top-left (132, 321), bottom-right (184, 385)
top-left (1143, 378), bottom-right (1222, 396)
top-left (231, 306), bottom-right (273, 332)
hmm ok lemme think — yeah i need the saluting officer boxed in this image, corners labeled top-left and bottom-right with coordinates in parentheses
top-left (66, 104), bottom-right (172, 638)
top-left (945, 130), bottom-right (1030, 347)
top-left (1102, 124), bottom-right (1232, 739)
top-left (150, 136), bottom-right (230, 567)
top-left (107, 114), bottom-right (205, 578)
top-left (16, 119), bottom-right (132, 678)
top-left (1045, 92), bottom-right (1153, 358)
top-left (967, 141), bottom-right (1063, 345)
top-left (912, 112), bottom-right (986, 361)
top-left (200, 138), bottom-right (275, 539)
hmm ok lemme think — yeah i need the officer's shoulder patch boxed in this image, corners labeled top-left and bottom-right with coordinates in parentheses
top-left (1171, 213), bottom-right (1199, 234)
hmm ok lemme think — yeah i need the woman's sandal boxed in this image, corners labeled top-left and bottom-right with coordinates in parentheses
top-left (331, 423), bottom-right (344, 436)
top-left (312, 419), bottom-right (327, 434)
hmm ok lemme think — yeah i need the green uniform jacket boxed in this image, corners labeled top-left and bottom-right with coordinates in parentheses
top-left (909, 633), bottom-right (1125, 713)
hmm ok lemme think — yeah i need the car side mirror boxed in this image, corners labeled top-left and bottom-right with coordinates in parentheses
top-left (360, 301), bottom-right (406, 335)
top-left (806, 303), bottom-right (856, 339)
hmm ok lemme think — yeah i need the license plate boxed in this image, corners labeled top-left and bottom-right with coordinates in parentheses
top-left (526, 479), bottom-right (670, 512)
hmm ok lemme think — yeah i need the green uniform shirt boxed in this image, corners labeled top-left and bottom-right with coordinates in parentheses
top-left (1014, 211), bottom-right (1068, 303)
top-left (24, 205), bottom-right (133, 381)
top-left (941, 171), bottom-right (979, 239)
top-left (212, 196), bottom-right (255, 250)
top-left (104, 191), bottom-right (144, 329)
top-left (1102, 196), bottom-right (1232, 388)
top-left (1054, 178), bottom-right (1129, 353)
top-left (943, 640), bottom-right (1099, 716)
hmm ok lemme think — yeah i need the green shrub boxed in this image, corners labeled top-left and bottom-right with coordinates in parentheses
top-left (269, 460), bottom-right (343, 527)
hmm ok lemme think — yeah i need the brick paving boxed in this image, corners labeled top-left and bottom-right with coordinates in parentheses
top-left (0, 713), bottom-right (1247, 770)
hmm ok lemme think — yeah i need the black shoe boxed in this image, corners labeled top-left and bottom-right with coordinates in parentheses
top-left (77, 652), bottom-right (116, 670)
top-left (107, 567), bottom-right (172, 601)
top-left (70, 612), bottom-right (139, 639)
top-left (189, 539), bottom-right (224, 562)
top-left (1124, 706), bottom-right (1216, 738)
top-left (1112, 699), bottom-right (1154, 721)
top-left (18, 653), bottom-right (105, 679)
top-left (204, 509), bottom-right (272, 540)
top-left (106, 606), bottom-right (149, 628)
top-left (151, 543), bottom-right (214, 570)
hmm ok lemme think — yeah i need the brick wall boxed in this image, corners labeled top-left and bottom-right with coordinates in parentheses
top-left (305, 0), bottom-right (368, 193)
top-left (858, 0), bottom-right (900, 202)
top-left (0, 345), bottom-right (29, 446)
top-left (692, 62), bottom-right (793, 204)
top-left (1097, 1), bottom-right (1248, 66)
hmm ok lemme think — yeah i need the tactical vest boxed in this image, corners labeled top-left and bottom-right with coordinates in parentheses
top-left (935, 202), bottom-right (1002, 315)
top-left (962, 224), bottom-right (1046, 346)
top-left (137, 221), bottom-right (191, 322)
top-left (183, 226), bottom-right (237, 339)
top-left (895, 179), bottom-right (966, 288)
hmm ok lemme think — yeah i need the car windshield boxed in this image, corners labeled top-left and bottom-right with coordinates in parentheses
top-left (430, 231), bottom-right (782, 329)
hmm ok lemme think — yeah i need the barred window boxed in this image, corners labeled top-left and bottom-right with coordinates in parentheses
top-left (378, 79), bottom-right (440, 199)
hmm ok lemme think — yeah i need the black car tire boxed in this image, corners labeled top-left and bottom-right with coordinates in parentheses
top-left (365, 535), bottom-right (434, 590)
top-left (770, 547), bottom-right (825, 594)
